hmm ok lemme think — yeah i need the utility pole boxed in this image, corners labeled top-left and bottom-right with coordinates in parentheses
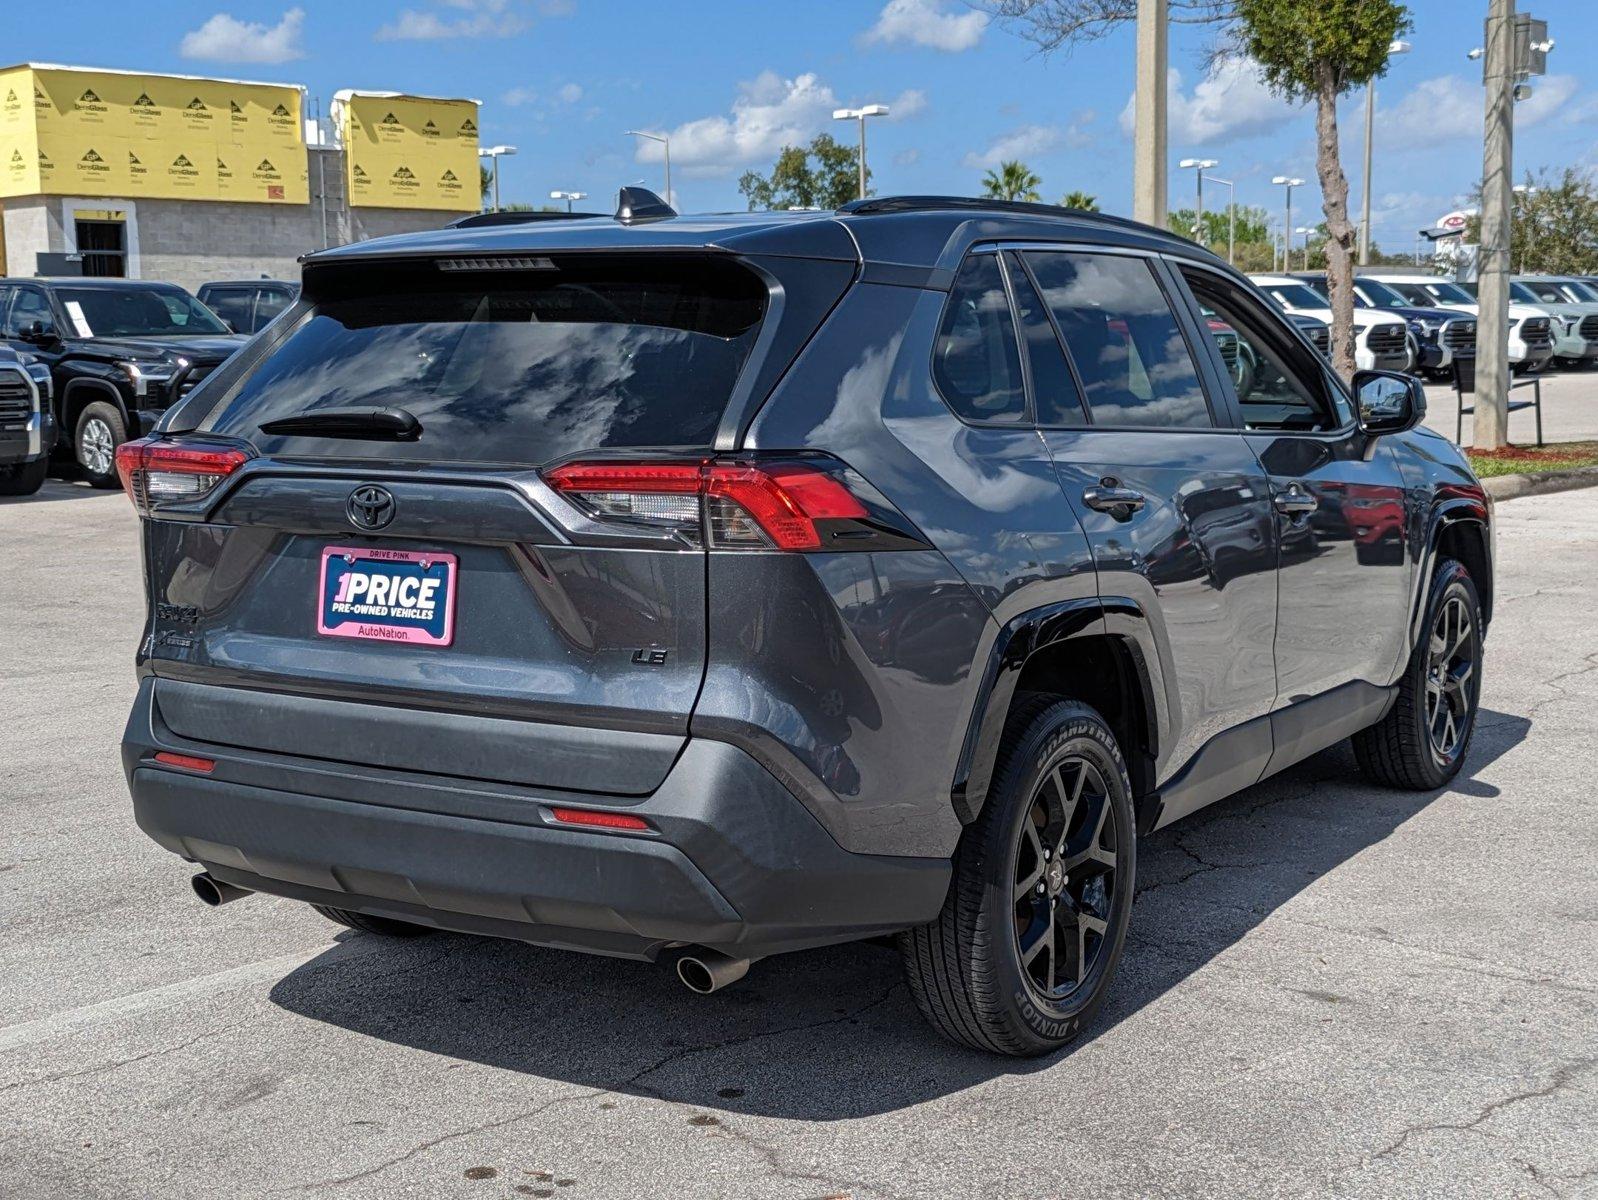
top-left (1132, 0), bottom-right (1168, 226)
top-left (1475, 4), bottom-right (1551, 450)
top-left (1359, 40), bottom-right (1411, 264)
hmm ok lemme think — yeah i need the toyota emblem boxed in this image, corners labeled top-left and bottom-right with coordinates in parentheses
top-left (347, 485), bottom-right (396, 531)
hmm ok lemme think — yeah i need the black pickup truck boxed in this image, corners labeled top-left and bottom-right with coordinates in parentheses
top-left (0, 278), bottom-right (246, 487)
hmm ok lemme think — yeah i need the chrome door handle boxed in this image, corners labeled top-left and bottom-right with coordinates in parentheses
top-left (1273, 485), bottom-right (1318, 515)
top-left (1082, 485), bottom-right (1146, 517)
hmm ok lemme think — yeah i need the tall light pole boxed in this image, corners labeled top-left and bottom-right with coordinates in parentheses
top-left (478, 145), bottom-right (517, 212)
top-left (1178, 158), bottom-right (1218, 246)
top-left (1132, 0), bottom-right (1169, 226)
top-left (1358, 40), bottom-right (1411, 265)
top-left (1206, 175), bottom-right (1237, 264)
top-left (550, 190), bottom-right (587, 213)
top-left (625, 130), bottom-right (671, 203)
top-left (1271, 175), bottom-right (1305, 272)
top-left (832, 104), bottom-right (889, 201)
top-left (1295, 226), bottom-right (1315, 271)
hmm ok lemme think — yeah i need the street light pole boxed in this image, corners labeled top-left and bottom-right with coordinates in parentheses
top-left (1207, 176), bottom-right (1237, 264)
top-left (832, 105), bottom-right (889, 201)
top-left (1359, 40), bottom-right (1411, 265)
top-left (1295, 226), bottom-right (1315, 271)
top-left (1178, 158), bottom-right (1218, 247)
top-left (550, 190), bottom-right (587, 213)
top-left (624, 131), bottom-right (672, 203)
top-left (1271, 175), bottom-right (1304, 272)
top-left (478, 145), bottom-right (517, 212)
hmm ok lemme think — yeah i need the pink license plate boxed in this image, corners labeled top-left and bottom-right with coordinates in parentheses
top-left (317, 546), bottom-right (457, 647)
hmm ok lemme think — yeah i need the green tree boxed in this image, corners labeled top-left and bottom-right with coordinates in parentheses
top-left (1060, 190), bottom-right (1100, 211)
top-left (738, 133), bottom-right (864, 211)
top-left (982, 0), bottom-right (1412, 377)
top-left (982, 160), bottom-right (1043, 202)
top-left (480, 164), bottom-right (493, 206)
top-left (1168, 203), bottom-right (1271, 249)
top-left (1463, 168), bottom-right (1598, 275)
top-left (1232, 0), bottom-right (1412, 377)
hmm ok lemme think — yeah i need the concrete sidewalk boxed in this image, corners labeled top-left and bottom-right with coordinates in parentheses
top-left (1422, 367), bottom-right (1598, 447)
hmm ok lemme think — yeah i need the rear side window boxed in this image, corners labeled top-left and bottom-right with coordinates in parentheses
top-left (204, 288), bottom-right (254, 332)
top-left (933, 253), bottom-right (1026, 423)
top-left (1025, 251), bottom-right (1211, 429)
top-left (198, 256), bottom-right (767, 466)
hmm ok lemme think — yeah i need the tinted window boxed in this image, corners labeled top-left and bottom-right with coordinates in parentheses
top-left (1562, 280), bottom-right (1598, 303)
top-left (1261, 283), bottom-right (1327, 311)
top-left (1387, 281), bottom-right (1438, 305)
top-left (933, 253), bottom-right (1026, 423)
top-left (254, 288), bottom-right (293, 325)
top-left (1005, 252), bottom-right (1084, 425)
top-left (55, 287), bottom-right (229, 337)
top-left (1423, 281), bottom-right (1475, 304)
top-left (1354, 279), bottom-right (1412, 309)
top-left (1026, 251), bottom-right (1210, 429)
top-left (199, 255), bottom-right (767, 466)
top-left (6, 289), bottom-right (55, 338)
top-left (204, 288), bottom-right (255, 332)
top-left (1183, 269), bottom-right (1347, 433)
top-left (1515, 280), bottom-right (1565, 305)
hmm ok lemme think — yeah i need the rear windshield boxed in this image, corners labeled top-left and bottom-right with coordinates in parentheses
top-left (198, 255), bottom-right (767, 465)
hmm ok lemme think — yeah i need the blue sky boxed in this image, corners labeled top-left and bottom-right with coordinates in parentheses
top-left (21, 0), bottom-right (1598, 251)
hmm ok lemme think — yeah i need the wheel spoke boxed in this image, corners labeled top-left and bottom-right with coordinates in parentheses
top-left (1015, 860), bottom-right (1044, 903)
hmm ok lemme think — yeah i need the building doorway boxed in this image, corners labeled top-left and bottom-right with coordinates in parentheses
top-left (73, 215), bottom-right (127, 277)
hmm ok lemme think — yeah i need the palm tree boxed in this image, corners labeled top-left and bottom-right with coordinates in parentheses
top-left (981, 160), bottom-right (1042, 203)
top-left (1060, 190), bottom-right (1099, 212)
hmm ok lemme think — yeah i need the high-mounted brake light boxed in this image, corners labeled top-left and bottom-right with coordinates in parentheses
top-left (544, 460), bottom-right (869, 551)
top-left (116, 438), bottom-right (250, 516)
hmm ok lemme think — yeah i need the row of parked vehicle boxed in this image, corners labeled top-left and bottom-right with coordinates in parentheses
top-left (1245, 271), bottom-right (1598, 382)
top-left (0, 275), bottom-right (297, 495)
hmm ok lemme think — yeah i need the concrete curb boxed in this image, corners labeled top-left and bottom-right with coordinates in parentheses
top-left (1483, 464), bottom-right (1598, 502)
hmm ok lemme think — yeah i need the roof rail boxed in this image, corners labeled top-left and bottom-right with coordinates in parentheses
top-left (837, 194), bottom-right (1162, 236)
top-left (446, 210), bottom-right (605, 229)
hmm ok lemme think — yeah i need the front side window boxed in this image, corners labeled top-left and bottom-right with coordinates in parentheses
top-left (1025, 251), bottom-right (1211, 429)
top-left (932, 253), bottom-right (1026, 423)
top-left (1182, 268), bottom-right (1348, 433)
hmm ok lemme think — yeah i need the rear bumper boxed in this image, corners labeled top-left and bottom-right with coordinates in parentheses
top-left (122, 678), bottom-right (950, 961)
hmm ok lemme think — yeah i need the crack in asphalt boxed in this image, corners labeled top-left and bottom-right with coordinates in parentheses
top-left (0, 1017), bottom-right (252, 1097)
top-left (294, 980), bottom-right (908, 1196)
top-left (1524, 652), bottom-right (1598, 718)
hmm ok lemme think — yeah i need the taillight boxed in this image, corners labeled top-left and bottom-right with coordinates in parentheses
top-left (549, 806), bottom-right (651, 831)
top-left (544, 458), bottom-right (882, 552)
top-left (116, 437), bottom-right (250, 515)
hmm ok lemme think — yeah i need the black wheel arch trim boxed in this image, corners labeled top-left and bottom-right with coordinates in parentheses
top-left (61, 376), bottom-right (132, 433)
top-left (951, 596), bottom-right (1168, 829)
top-left (1408, 493), bottom-right (1493, 654)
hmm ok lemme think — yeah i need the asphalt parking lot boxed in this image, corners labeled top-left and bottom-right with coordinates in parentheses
top-left (2, 479), bottom-right (1595, 1200)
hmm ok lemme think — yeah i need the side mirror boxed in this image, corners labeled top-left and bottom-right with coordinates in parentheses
top-left (18, 320), bottom-right (59, 347)
top-left (1353, 369), bottom-right (1425, 437)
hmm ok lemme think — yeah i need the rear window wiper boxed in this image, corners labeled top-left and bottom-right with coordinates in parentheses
top-left (258, 406), bottom-right (422, 442)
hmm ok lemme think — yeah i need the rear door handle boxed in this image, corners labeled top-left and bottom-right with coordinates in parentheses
top-left (1273, 484), bottom-right (1318, 515)
top-left (1082, 485), bottom-right (1147, 517)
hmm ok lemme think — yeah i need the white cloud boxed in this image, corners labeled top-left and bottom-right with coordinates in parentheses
top-left (1119, 57), bottom-right (1297, 146)
top-left (889, 88), bottom-right (927, 120)
top-left (376, 0), bottom-right (529, 41)
top-left (1383, 73), bottom-right (1578, 142)
top-left (180, 8), bottom-right (305, 63)
top-left (501, 86), bottom-right (538, 107)
top-left (636, 71), bottom-right (838, 176)
top-left (558, 82), bottom-right (583, 104)
top-left (895, 147), bottom-right (922, 167)
top-left (862, 0), bottom-right (987, 53)
top-left (963, 111), bottom-right (1092, 169)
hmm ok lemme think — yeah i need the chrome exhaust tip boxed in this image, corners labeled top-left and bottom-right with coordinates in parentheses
top-left (675, 949), bottom-right (751, 994)
top-left (191, 871), bottom-right (252, 907)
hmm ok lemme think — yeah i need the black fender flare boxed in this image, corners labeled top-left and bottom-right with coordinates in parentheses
top-left (60, 376), bottom-right (131, 438)
top-left (950, 596), bottom-right (1169, 827)
top-left (1406, 490), bottom-right (1493, 653)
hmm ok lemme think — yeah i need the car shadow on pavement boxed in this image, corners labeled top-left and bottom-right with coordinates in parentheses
top-left (0, 478), bottom-right (121, 505)
top-left (268, 709), bottom-right (1530, 1120)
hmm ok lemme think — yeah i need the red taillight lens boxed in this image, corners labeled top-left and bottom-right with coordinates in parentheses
top-left (544, 460), bottom-right (870, 551)
top-left (152, 752), bottom-right (216, 773)
top-left (117, 438), bottom-right (250, 515)
top-left (549, 806), bottom-right (651, 831)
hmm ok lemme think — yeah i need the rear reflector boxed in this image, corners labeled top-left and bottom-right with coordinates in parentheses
top-left (545, 460), bottom-right (868, 551)
top-left (117, 438), bottom-right (251, 516)
top-left (549, 806), bottom-right (651, 831)
top-left (153, 752), bottom-right (216, 774)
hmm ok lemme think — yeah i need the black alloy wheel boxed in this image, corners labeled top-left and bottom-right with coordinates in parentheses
top-left (1424, 592), bottom-right (1477, 764)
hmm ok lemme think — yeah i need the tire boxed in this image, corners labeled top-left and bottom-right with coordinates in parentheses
top-left (75, 401), bottom-right (127, 489)
top-left (311, 904), bottom-right (434, 938)
top-left (1353, 558), bottom-right (1483, 790)
top-left (898, 697), bottom-right (1137, 1056)
top-left (0, 458), bottom-right (48, 496)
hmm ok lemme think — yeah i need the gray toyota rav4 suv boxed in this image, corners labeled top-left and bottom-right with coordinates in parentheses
top-left (119, 193), bottom-right (1493, 1056)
